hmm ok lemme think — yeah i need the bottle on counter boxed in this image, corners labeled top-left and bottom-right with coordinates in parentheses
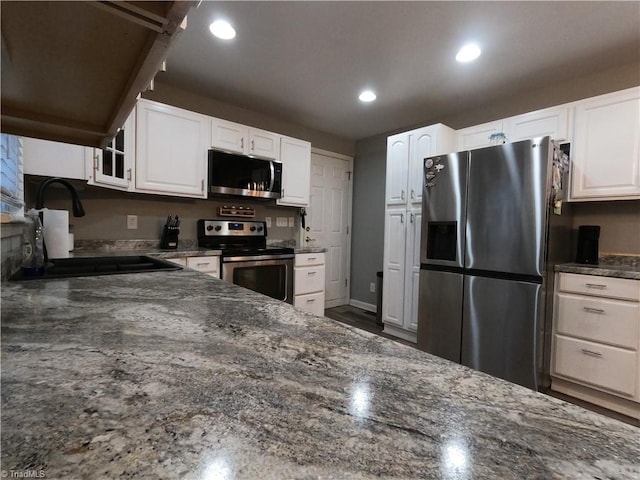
top-left (21, 209), bottom-right (45, 276)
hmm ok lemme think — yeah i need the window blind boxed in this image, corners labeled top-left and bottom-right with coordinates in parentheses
top-left (0, 133), bottom-right (24, 219)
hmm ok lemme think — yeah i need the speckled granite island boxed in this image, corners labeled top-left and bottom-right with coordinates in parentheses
top-left (2, 268), bottom-right (639, 479)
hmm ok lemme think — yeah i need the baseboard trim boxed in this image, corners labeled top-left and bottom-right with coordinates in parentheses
top-left (349, 299), bottom-right (376, 313)
top-left (382, 325), bottom-right (417, 343)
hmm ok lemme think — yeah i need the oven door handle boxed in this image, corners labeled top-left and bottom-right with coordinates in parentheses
top-left (223, 254), bottom-right (294, 262)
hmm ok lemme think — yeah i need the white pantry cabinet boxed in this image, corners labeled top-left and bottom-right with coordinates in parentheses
top-left (383, 124), bottom-right (456, 342)
top-left (551, 272), bottom-right (640, 419)
top-left (211, 118), bottom-right (279, 160)
top-left (294, 253), bottom-right (325, 316)
top-left (87, 108), bottom-right (136, 191)
top-left (22, 136), bottom-right (88, 180)
top-left (277, 136), bottom-right (311, 207)
top-left (569, 87), bottom-right (640, 201)
top-left (136, 99), bottom-right (210, 198)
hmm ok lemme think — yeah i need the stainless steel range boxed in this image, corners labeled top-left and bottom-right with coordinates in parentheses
top-left (197, 220), bottom-right (294, 304)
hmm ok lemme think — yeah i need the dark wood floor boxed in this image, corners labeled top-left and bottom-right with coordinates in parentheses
top-left (324, 305), bottom-right (638, 427)
top-left (324, 305), bottom-right (416, 347)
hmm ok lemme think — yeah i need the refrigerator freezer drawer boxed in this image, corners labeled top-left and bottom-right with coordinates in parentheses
top-left (417, 269), bottom-right (463, 362)
top-left (461, 275), bottom-right (542, 389)
top-left (553, 335), bottom-right (637, 397)
top-left (556, 293), bottom-right (639, 350)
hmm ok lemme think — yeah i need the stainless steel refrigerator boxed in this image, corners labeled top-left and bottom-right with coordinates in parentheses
top-left (416, 136), bottom-right (572, 390)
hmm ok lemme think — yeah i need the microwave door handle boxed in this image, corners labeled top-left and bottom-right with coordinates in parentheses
top-left (269, 161), bottom-right (275, 192)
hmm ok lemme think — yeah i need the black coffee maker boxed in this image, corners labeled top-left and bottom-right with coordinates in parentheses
top-left (576, 225), bottom-right (600, 265)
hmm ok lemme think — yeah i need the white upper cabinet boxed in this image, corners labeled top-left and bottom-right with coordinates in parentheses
top-left (505, 106), bottom-right (571, 143)
top-left (457, 120), bottom-right (504, 151)
top-left (387, 124), bottom-right (456, 206)
top-left (570, 87), bottom-right (640, 200)
top-left (277, 136), bottom-right (311, 207)
top-left (457, 106), bottom-right (571, 150)
top-left (136, 99), bottom-right (210, 198)
top-left (22, 137), bottom-right (88, 180)
top-left (87, 108), bottom-right (136, 190)
top-left (211, 118), bottom-right (279, 159)
top-left (385, 134), bottom-right (410, 205)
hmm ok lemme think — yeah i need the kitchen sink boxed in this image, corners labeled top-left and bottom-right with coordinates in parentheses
top-left (11, 255), bottom-right (182, 281)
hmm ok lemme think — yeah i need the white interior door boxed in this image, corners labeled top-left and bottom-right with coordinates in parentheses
top-left (307, 150), bottom-right (353, 309)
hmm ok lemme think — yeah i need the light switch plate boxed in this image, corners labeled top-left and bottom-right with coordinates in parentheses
top-left (265, 217), bottom-right (272, 228)
top-left (276, 217), bottom-right (288, 227)
top-left (288, 217), bottom-right (294, 227)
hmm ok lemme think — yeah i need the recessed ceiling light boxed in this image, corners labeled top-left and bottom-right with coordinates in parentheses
top-left (359, 90), bottom-right (377, 102)
top-left (456, 43), bottom-right (481, 62)
top-left (209, 20), bottom-right (236, 40)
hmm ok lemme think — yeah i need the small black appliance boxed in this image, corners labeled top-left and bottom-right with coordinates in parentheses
top-left (576, 225), bottom-right (600, 265)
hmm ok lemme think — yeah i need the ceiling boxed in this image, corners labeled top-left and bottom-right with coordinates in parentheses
top-left (161, 1), bottom-right (640, 141)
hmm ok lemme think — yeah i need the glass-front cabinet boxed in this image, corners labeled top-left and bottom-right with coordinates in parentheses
top-left (87, 108), bottom-right (135, 190)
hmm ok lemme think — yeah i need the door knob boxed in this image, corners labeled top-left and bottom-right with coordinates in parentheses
top-left (305, 236), bottom-right (315, 242)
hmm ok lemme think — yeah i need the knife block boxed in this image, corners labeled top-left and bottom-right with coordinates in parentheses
top-left (160, 225), bottom-right (179, 249)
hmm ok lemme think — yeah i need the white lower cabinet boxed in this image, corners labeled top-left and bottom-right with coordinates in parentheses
top-left (294, 253), bottom-right (325, 316)
top-left (551, 272), bottom-right (640, 419)
top-left (165, 255), bottom-right (220, 278)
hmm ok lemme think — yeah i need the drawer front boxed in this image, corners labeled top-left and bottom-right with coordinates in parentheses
top-left (553, 335), bottom-right (637, 397)
top-left (558, 273), bottom-right (640, 301)
top-left (556, 293), bottom-right (640, 349)
top-left (294, 291), bottom-right (325, 316)
top-left (295, 252), bottom-right (325, 267)
top-left (294, 266), bottom-right (325, 294)
top-left (187, 256), bottom-right (220, 274)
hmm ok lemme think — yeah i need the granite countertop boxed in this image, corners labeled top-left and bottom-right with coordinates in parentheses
top-left (555, 255), bottom-right (640, 280)
top-left (2, 270), bottom-right (639, 479)
top-left (294, 247), bottom-right (327, 254)
top-left (72, 240), bottom-right (221, 259)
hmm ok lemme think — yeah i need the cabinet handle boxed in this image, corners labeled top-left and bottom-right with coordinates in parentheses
top-left (585, 283), bottom-right (607, 289)
top-left (583, 306), bottom-right (605, 314)
top-left (307, 271), bottom-right (317, 276)
top-left (400, 213), bottom-right (404, 223)
top-left (410, 189), bottom-right (415, 200)
top-left (306, 298), bottom-right (316, 303)
top-left (241, 138), bottom-right (244, 149)
top-left (251, 140), bottom-right (255, 151)
top-left (197, 263), bottom-right (209, 267)
top-left (307, 257), bottom-right (317, 260)
top-left (201, 179), bottom-right (205, 192)
top-left (401, 190), bottom-right (405, 200)
top-left (580, 349), bottom-right (602, 358)
top-left (410, 213), bottom-right (414, 223)
top-left (127, 168), bottom-right (132, 181)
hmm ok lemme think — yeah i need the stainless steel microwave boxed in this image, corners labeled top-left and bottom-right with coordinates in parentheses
top-left (208, 150), bottom-right (282, 199)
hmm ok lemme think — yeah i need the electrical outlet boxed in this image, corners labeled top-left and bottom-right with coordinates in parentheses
top-left (265, 217), bottom-right (272, 228)
top-left (288, 217), bottom-right (294, 227)
top-left (276, 217), bottom-right (288, 227)
top-left (127, 215), bottom-right (138, 230)
top-left (369, 282), bottom-right (376, 293)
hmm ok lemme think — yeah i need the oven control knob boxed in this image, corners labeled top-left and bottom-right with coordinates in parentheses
top-left (257, 226), bottom-right (263, 232)
top-left (214, 225), bottom-right (222, 231)
top-left (206, 225), bottom-right (214, 231)
top-left (250, 226), bottom-right (256, 232)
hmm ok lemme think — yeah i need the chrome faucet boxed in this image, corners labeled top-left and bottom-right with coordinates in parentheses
top-left (35, 177), bottom-right (85, 217)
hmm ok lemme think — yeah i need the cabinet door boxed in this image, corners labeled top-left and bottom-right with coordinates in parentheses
top-left (187, 256), bottom-right (220, 278)
top-left (571, 87), bottom-right (640, 200)
top-left (249, 128), bottom-right (279, 159)
top-left (277, 136), bottom-right (311, 207)
top-left (382, 208), bottom-right (407, 327)
top-left (403, 208), bottom-right (421, 332)
top-left (408, 128), bottom-right (433, 206)
top-left (91, 109), bottom-right (135, 190)
top-left (136, 100), bottom-right (209, 198)
top-left (386, 133), bottom-right (409, 205)
top-left (22, 137), bottom-right (87, 180)
top-left (506, 106), bottom-right (571, 143)
top-left (211, 118), bottom-right (246, 154)
top-left (457, 120), bottom-right (504, 150)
